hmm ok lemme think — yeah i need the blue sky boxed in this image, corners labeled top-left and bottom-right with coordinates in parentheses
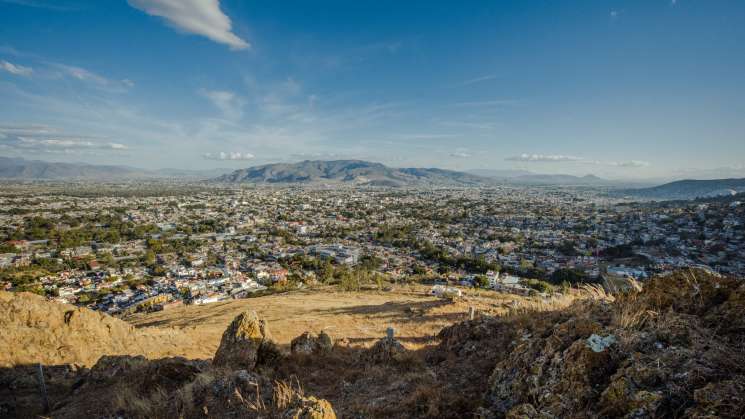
top-left (1, 0), bottom-right (744, 179)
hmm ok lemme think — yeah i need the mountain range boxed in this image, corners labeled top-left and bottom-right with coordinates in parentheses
top-left (3, 156), bottom-right (743, 199)
top-left (618, 178), bottom-right (745, 201)
top-left (0, 156), bottom-right (230, 180)
top-left (214, 159), bottom-right (490, 186)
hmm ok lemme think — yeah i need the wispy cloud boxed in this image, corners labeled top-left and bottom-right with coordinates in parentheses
top-left (391, 133), bottom-right (458, 141)
top-left (203, 151), bottom-right (254, 160)
top-left (450, 148), bottom-right (471, 158)
top-left (605, 160), bottom-right (650, 168)
top-left (452, 74), bottom-right (497, 87)
top-left (453, 99), bottom-right (519, 108)
top-left (0, 0), bottom-right (80, 11)
top-left (507, 153), bottom-right (583, 162)
top-left (200, 89), bottom-right (244, 119)
top-left (128, 0), bottom-right (249, 50)
top-left (0, 124), bottom-right (128, 154)
top-left (507, 153), bottom-right (650, 168)
top-left (49, 63), bottom-right (134, 92)
top-left (0, 59), bottom-right (32, 76)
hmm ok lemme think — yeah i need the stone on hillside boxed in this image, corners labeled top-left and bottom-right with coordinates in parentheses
top-left (291, 331), bottom-right (334, 355)
top-left (365, 335), bottom-right (406, 363)
top-left (282, 396), bottom-right (336, 419)
top-left (213, 311), bottom-right (274, 368)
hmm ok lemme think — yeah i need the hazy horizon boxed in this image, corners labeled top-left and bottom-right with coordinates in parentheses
top-left (1, 0), bottom-right (744, 180)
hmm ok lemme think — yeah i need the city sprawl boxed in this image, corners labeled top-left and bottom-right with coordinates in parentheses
top-left (1, 184), bottom-right (743, 315)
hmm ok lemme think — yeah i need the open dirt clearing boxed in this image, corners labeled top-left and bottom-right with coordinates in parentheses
top-left (126, 285), bottom-right (528, 359)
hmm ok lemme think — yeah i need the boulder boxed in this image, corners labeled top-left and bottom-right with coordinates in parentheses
top-left (282, 396), bottom-right (336, 419)
top-left (291, 331), bottom-right (334, 355)
top-left (213, 311), bottom-right (275, 368)
top-left (365, 336), bottom-right (406, 363)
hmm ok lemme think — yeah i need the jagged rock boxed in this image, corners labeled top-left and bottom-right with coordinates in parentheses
top-left (479, 270), bottom-right (745, 418)
top-left (291, 331), bottom-right (334, 355)
top-left (365, 336), bottom-right (406, 363)
top-left (282, 396), bottom-right (336, 419)
top-left (213, 311), bottom-right (276, 368)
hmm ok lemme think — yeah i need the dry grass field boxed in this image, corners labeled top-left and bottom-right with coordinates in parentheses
top-left (125, 284), bottom-right (555, 360)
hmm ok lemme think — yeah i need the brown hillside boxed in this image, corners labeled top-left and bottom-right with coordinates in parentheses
top-left (0, 291), bottom-right (198, 368)
top-left (2, 270), bottom-right (743, 418)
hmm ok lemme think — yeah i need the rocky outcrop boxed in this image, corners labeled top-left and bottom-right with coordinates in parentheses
top-left (212, 310), bottom-right (280, 369)
top-left (365, 335), bottom-right (407, 363)
top-left (290, 331), bottom-right (334, 355)
top-left (478, 270), bottom-right (745, 418)
top-left (2, 269), bottom-right (742, 418)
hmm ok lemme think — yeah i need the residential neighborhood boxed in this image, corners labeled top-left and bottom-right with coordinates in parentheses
top-left (1, 183), bottom-right (743, 315)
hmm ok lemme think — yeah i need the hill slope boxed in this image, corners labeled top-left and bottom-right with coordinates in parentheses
top-left (620, 177), bottom-right (745, 200)
top-left (2, 270), bottom-right (744, 418)
top-left (0, 291), bottom-right (198, 367)
top-left (214, 160), bottom-right (490, 186)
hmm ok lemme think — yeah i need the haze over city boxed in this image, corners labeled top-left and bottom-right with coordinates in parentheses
top-left (1, 0), bottom-right (744, 181)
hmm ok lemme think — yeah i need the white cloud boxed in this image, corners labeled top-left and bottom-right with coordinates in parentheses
top-left (200, 89), bottom-right (244, 119)
top-left (128, 0), bottom-right (249, 50)
top-left (203, 151), bottom-right (254, 160)
top-left (450, 148), bottom-right (471, 158)
top-left (507, 153), bottom-right (583, 162)
top-left (0, 125), bottom-right (128, 153)
top-left (607, 160), bottom-right (650, 168)
top-left (51, 63), bottom-right (133, 92)
top-left (0, 59), bottom-right (33, 76)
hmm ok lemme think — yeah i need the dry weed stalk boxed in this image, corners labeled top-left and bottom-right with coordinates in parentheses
top-left (272, 377), bottom-right (305, 411)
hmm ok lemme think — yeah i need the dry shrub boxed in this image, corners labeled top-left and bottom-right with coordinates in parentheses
top-left (273, 378), bottom-right (304, 411)
top-left (580, 283), bottom-right (615, 302)
top-left (612, 289), bottom-right (657, 331)
top-left (506, 291), bottom-right (583, 316)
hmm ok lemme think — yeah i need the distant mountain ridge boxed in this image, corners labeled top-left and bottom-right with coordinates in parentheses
top-left (619, 178), bottom-right (745, 200)
top-left (469, 169), bottom-right (631, 186)
top-left (215, 160), bottom-right (490, 186)
top-left (0, 157), bottom-right (231, 180)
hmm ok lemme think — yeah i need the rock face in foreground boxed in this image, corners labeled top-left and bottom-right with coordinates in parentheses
top-left (2, 269), bottom-right (742, 418)
top-left (474, 270), bottom-right (745, 418)
top-left (213, 310), bottom-right (281, 369)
